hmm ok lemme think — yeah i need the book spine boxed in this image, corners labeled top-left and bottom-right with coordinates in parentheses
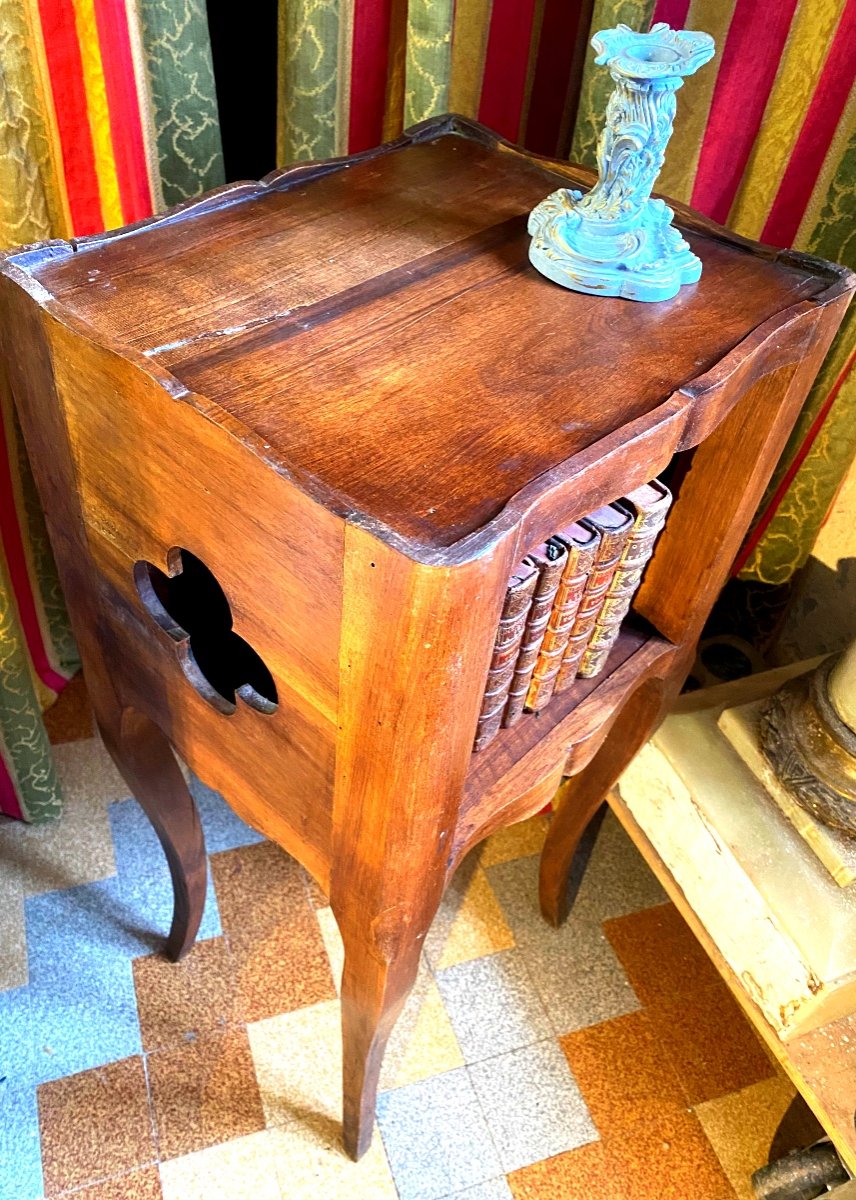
top-left (578, 492), bottom-right (671, 679)
top-left (554, 523), bottom-right (629, 693)
top-left (473, 565), bottom-right (538, 751)
top-left (503, 543), bottom-right (568, 727)
top-left (526, 537), bottom-right (600, 712)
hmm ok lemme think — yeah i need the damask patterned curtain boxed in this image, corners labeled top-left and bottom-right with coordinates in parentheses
top-left (0, 0), bottom-right (223, 819)
top-left (277, 0), bottom-right (856, 591)
top-left (1, 0), bottom-right (853, 820)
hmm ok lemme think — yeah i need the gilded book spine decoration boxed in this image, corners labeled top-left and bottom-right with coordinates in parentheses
top-left (473, 560), bottom-right (538, 751)
top-left (472, 477), bottom-right (671, 751)
top-left (579, 481), bottom-right (672, 678)
top-left (554, 505), bottom-right (633, 693)
top-left (526, 523), bottom-right (600, 712)
top-left (504, 541), bottom-right (568, 727)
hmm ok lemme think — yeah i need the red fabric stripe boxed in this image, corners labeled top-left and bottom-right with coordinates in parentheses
top-left (37, 0), bottom-right (104, 235)
top-left (523, 0), bottom-right (587, 156)
top-left (348, 0), bottom-right (394, 153)
top-left (731, 343), bottom-right (856, 576)
top-left (478, 0), bottom-right (539, 142)
top-left (0, 415), bottom-right (68, 695)
top-left (92, 0), bottom-right (154, 224)
top-left (691, 0), bottom-right (799, 224)
top-left (650, 0), bottom-right (691, 27)
top-left (760, 0), bottom-right (856, 248)
top-left (0, 753), bottom-right (26, 822)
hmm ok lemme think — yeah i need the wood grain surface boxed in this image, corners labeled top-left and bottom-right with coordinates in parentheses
top-left (2, 114), bottom-right (852, 1159)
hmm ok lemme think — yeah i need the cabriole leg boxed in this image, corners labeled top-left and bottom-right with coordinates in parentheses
top-left (539, 678), bottom-right (666, 927)
top-left (89, 670), bottom-right (207, 961)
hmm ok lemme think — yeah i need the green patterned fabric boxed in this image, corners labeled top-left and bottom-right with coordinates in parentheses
top-left (137, 0), bottom-right (225, 205)
top-left (277, 0), bottom-right (343, 163)
top-left (571, 0), bottom-right (657, 167)
top-left (12, 410), bottom-right (77, 672)
top-left (0, 550), bottom-right (62, 822)
top-left (739, 122), bottom-right (856, 585)
top-left (404, 0), bottom-right (454, 127)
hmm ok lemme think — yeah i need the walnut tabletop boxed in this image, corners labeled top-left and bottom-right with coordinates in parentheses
top-left (20, 118), bottom-right (831, 557)
top-left (1, 115), bottom-right (852, 1159)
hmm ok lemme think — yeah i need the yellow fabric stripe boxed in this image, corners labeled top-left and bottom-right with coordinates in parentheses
top-left (72, 0), bottom-right (124, 229)
top-left (337, 0), bottom-right (355, 157)
top-left (728, 0), bottom-right (846, 240)
top-left (448, 0), bottom-right (494, 117)
top-left (656, 0), bottom-right (735, 205)
top-left (794, 83), bottom-right (856, 251)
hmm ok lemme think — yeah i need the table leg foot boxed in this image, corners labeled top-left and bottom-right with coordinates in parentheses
top-left (337, 915), bottom-right (425, 1160)
top-left (93, 700), bottom-right (207, 961)
top-left (539, 678), bottom-right (666, 927)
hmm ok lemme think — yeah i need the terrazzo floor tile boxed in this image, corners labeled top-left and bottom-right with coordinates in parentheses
top-left (443, 1178), bottom-right (515, 1199)
top-left (59, 1163), bottom-right (164, 1200)
top-left (0, 878), bottom-right (26, 991)
top-left (570, 812), bottom-right (667, 922)
top-left (43, 672), bottom-right (93, 743)
top-left (376, 1067), bottom-right (503, 1200)
top-left (267, 1119), bottom-right (398, 1199)
top-left (560, 1010), bottom-right (687, 1138)
top-left (26, 878), bottom-right (144, 1083)
top-left (210, 843), bottom-right (335, 1022)
top-left (468, 1040), bottom-right (598, 1173)
top-left (248, 998), bottom-right (344, 1135)
top-left (435, 950), bottom-right (551, 1063)
top-left (604, 902), bottom-right (726, 1009)
top-left (132, 936), bottom-right (238, 1052)
top-left (380, 961), bottom-right (465, 1090)
top-left (694, 1075), bottom-right (798, 1200)
top-left (147, 1028), bottom-right (266, 1161)
top-left (0, 738), bottom-right (121, 991)
top-left (37, 1056), bottom-right (154, 1196)
top-left (478, 815), bottom-right (550, 869)
top-left (610, 1107), bottom-right (737, 1199)
top-left (424, 860), bottom-right (515, 971)
top-left (487, 854), bottom-right (639, 1034)
top-left (648, 985), bottom-right (775, 1107)
top-left (0, 1081), bottom-right (43, 1200)
top-left (507, 1142), bottom-right (628, 1200)
top-left (159, 1130), bottom-right (283, 1200)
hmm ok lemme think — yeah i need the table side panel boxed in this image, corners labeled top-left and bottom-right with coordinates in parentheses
top-left (5, 290), bottom-right (342, 884)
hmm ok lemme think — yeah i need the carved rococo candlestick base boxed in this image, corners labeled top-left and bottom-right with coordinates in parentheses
top-left (760, 651), bottom-right (856, 837)
top-left (528, 23), bottom-right (715, 302)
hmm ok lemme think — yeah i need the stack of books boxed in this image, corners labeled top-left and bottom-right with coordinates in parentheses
top-left (473, 479), bottom-right (671, 752)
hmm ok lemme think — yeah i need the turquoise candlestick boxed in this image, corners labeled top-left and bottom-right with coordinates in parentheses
top-left (528, 23), bottom-right (715, 302)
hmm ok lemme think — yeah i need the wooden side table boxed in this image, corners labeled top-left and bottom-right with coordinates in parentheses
top-left (1, 116), bottom-right (851, 1159)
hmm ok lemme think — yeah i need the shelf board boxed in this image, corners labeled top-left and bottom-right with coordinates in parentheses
top-left (456, 620), bottom-right (677, 858)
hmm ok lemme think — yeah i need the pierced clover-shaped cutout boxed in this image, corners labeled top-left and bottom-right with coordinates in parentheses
top-left (134, 548), bottom-right (278, 715)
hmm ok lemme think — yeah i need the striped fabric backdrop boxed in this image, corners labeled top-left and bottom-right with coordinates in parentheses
top-left (0, 0), bottom-right (853, 820)
top-left (278, 0), bottom-right (856, 589)
top-left (0, 0), bottom-right (224, 819)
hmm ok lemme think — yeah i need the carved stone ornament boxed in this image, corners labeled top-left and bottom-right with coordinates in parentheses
top-left (760, 656), bottom-right (856, 838)
top-left (528, 23), bottom-right (715, 302)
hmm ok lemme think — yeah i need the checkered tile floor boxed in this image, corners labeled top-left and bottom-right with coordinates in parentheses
top-left (0, 676), bottom-right (799, 1199)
